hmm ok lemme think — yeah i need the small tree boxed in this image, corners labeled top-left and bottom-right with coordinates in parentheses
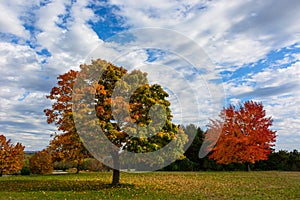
top-left (29, 150), bottom-right (53, 174)
top-left (206, 101), bottom-right (276, 171)
top-left (0, 135), bottom-right (24, 176)
top-left (184, 124), bottom-right (205, 167)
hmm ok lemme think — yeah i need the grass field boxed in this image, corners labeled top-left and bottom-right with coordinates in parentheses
top-left (0, 171), bottom-right (299, 199)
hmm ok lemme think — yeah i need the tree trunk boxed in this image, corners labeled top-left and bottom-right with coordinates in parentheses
top-left (247, 163), bottom-right (251, 172)
top-left (111, 150), bottom-right (120, 185)
top-left (76, 163), bottom-right (80, 174)
top-left (112, 168), bottom-right (120, 185)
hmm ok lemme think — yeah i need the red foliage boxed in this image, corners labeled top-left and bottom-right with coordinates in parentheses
top-left (207, 101), bottom-right (276, 165)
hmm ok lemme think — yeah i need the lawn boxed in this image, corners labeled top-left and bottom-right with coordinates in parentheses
top-left (0, 171), bottom-right (299, 199)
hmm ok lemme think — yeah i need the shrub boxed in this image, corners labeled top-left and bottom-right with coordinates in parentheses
top-left (21, 166), bottom-right (31, 175)
top-left (83, 158), bottom-right (106, 172)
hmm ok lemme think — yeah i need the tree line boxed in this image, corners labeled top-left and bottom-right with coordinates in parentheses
top-left (164, 124), bottom-right (300, 171)
top-left (1, 125), bottom-right (298, 177)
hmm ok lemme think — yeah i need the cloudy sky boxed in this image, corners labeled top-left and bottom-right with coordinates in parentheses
top-left (0, 0), bottom-right (299, 151)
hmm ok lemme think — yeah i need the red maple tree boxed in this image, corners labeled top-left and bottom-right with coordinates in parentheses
top-left (206, 101), bottom-right (276, 170)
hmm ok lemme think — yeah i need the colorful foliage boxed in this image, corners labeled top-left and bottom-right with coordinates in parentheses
top-left (44, 70), bottom-right (90, 172)
top-left (29, 150), bottom-right (53, 174)
top-left (207, 101), bottom-right (276, 167)
top-left (0, 134), bottom-right (24, 176)
top-left (45, 59), bottom-right (187, 184)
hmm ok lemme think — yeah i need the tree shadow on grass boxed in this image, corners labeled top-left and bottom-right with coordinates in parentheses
top-left (0, 179), bottom-right (134, 192)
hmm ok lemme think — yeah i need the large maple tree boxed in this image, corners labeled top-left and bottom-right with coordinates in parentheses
top-left (45, 59), bottom-right (187, 184)
top-left (206, 101), bottom-right (276, 170)
top-left (0, 134), bottom-right (24, 176)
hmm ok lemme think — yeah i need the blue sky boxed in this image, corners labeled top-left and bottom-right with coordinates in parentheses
top-left (0, 0), bottom-right (299, 151)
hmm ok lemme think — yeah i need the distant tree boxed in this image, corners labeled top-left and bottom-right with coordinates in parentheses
top-left (289, 149), bottom-right (300, 171)
top-left (255, 149), bottom-right (300, 171)
top-left (271, 150), bottom-right (300, 171)
top-left (44, 70), bottom-right (90, 173)
top-left (206, 101), bottom-right (276, 171)
top-left (0, 135), bottom-right (24, 176)
top-left (274, 150), bottom-right (291, 170)
top-left (163, 124), bottom-right (206, 171)
top-left (29, 150), bottom-right (53, 174)
top-left (184, 124), bottom-right (205, 169)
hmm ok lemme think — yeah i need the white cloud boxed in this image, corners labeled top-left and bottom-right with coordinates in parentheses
top-left (35, 0), bottom-right (102, 74)
top-left (0, 42), bottom-right (54, 150)
top-left (0, 0), bottom-right (38, 39)
top-left (108, 0), bottom-right (300, 68)
top-left (109, 0), bottom-right (204, 28)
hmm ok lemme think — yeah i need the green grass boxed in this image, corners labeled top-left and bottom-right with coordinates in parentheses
top-left (0, 171), bottom-right (299, 199)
